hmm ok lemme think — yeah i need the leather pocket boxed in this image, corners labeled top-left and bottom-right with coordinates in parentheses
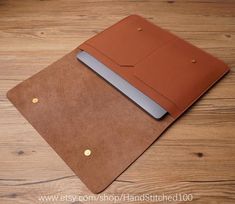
top-left (79, 15), bottom-right (229, 118)
top-left (134, 38), bottom-right (228, 112)
top-left (84, 15), bottom-right (173, 67)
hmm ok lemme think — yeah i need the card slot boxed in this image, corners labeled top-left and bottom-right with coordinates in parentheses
top-left (134, 38), bottom-right (229, 116)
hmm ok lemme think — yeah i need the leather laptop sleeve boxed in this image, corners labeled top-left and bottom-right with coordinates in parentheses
top-left (7, 15), bottom-right (229, 193)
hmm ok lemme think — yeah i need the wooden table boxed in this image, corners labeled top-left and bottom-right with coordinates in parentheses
top-left (0, 0), bottom-right (234, 203)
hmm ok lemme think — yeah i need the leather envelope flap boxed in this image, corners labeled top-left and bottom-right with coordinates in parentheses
top-left (7, 48), bottom-right (175, 193)
top-left (79, 15), bottom-right (229, 118)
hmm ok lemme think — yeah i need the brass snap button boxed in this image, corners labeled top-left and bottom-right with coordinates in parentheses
top-left (32, 98), bottom-right (39, 104)
top-left (84, 149), bottom-right (91, 157)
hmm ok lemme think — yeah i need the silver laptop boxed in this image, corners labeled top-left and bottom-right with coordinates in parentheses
top-left (77, 51), bottom-right (167, 119)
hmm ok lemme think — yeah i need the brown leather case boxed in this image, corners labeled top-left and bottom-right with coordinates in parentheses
top-left (7, 15), bottom-right (229, 193)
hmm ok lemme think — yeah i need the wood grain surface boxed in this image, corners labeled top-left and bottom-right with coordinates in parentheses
top-left (0, 0), bottom-right (235, 203)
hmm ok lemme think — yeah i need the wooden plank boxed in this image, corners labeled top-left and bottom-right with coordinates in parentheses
top-left (0, 0), bottom-right (234, 203)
